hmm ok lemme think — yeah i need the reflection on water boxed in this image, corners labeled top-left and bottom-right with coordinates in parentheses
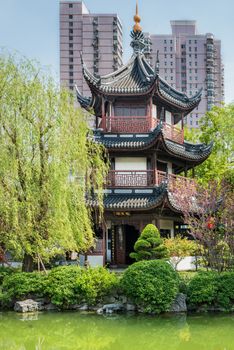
top-left (0, 311), bottom-right (234, 350)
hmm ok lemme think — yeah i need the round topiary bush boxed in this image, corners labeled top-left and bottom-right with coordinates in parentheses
top-left (120, 260), bottom-right (179, 313)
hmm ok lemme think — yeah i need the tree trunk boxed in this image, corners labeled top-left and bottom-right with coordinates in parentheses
top-left (22, 253), bottom-right (34, 272)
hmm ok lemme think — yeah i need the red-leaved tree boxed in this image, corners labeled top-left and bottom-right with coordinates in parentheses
top-left (170, 179), bottom-right (234, 272)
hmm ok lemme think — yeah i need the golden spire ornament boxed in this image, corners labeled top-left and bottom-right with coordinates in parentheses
top-left (133, 1), bottom-right (142, 32)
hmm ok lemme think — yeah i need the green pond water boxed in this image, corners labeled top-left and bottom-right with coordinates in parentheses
top-left (0, 312), bottom-right (234, 350)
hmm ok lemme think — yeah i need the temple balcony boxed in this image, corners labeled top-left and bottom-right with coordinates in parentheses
top-left (106, 169), bottom-right (195, 188)
top-left (101, 117), bottom-right (184, 144)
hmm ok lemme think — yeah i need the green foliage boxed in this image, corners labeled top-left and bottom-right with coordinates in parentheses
top-left (0, 266), bottom-right (118, 309)
top-left (0, 272), bottom-right (47, 307)
top-left (0, 52), bottom-right (108, 268)
top-left (184, 104), bottom-right (234, 186)
top-left (187, 271), bottom-right (234, 310)
top-left (164, 236), bottom-right (198, 270)
top-left (0, 266), bottom-right (17, 285)
top-left (120, 260), bottom-right (179, 313)
top-left (130, 224), bottom-right (168, 261)
top-left (44, 266), bottom-right (118, 307)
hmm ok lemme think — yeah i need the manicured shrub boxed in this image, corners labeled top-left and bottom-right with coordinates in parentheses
top-left (120, 260), bottom-right (179, 313)
top-left (130, 224), bottom-right (168, 261)
top-left (187, 272), bottom-right (218, 307)
top-left (45, 266), bottom-right (118, 308)
top-left (215, 272), bottom-right (234, 309)
top-left (0, 272), bottom-right (47, 307)
top-left (187, 271), bottom-right (234, 310)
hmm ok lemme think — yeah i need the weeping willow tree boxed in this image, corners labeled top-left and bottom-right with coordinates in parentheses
top-left (0, 53), bottom-right (108, 271)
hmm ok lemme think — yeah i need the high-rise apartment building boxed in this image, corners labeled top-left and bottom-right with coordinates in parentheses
top-left (145, 21), bottom-right (224, 127)
top-left (60, 1), bottom-right (123, 95)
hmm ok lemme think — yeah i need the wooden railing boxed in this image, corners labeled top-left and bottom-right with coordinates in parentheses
top-left (102, 116), bottom-right (184, 144)
top-left (105, 116), bottom-right (158, 133)
top-left (155, 170), bottom-right (196, 188)
top-left (107, 170), bottom-right (155, 187)
top-left (162, 122), bottom-right (184, 144)
top-left (107, 169), bottom-right (196, 189)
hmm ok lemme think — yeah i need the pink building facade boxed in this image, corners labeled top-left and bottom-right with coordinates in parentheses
top-left (60, 1), bottom-right (123, 95)
top-left (145, 21), bottom-right (224, 127)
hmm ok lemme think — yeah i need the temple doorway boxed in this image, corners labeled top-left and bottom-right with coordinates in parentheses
top-left (125, 225), bottom-right (139, 265)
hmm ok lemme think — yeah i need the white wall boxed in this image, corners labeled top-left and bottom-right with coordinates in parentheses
top-left (115, 157), bottom-right (147, 171)
top-left (165, 110), bottom-right (172, 124)
top-left (152, 104), bottom-right (157, 118)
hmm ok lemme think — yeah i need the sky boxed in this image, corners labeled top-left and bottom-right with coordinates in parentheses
top-left (0, 0), bottom-right (233, 103)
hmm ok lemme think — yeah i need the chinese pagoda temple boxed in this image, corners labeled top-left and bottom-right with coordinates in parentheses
top-left (76, 4), bottom-right (213, 266)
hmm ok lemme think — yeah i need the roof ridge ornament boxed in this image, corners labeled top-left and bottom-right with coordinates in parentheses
top-left (130, 2), bottom-right (152, 55)
top-left (133, 0), bottom-right (142, 33)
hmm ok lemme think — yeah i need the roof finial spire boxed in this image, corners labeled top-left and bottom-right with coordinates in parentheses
top-left (133, 0), bottom-right (142, 32)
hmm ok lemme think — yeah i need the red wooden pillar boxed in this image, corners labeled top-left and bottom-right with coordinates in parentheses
top-left (149, 96), bottom-right (153, 130)
top-left (101, 97), bottom-right (106, 131)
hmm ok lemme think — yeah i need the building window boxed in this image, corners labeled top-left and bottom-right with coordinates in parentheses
top-left (190, 120), bottom-right (193, 126)
top-left (195, 61), bottom-right (197, 66)
top-left (69, 29), bottom-right (73, 34)
top-left (164, 61), bottom-right (167, 66)
top-left (189, 54), bottom-right (192, 58)
top-left (194, 40), bottom-right (197, 44)
top-left (69, 22), bottom-right (73, 27)
top-left (69, 79), bottom-right (73, 84)
top-left (69, 72), bottom-right (73, 77)
top-left (69, 3), bottom-right (73, 8)
top-left (69, 36), bottom-right (73, 41)
top-left (69, 43), bottom-right (73, 48)
top-left (195, 76), bottom-right (198, 80)
top-left (69, 65), bottom-right (73, 70)
top-left (164, 47), bottom-right (167, 51)
top-left (195, 54), bottom-right (197, 59)
top-left (189, 46), bottom-right (191, 52)
top-left (170, 62), bottom-right (173, 66)
top-left (69, 58), bottom-right (73, 63)
top-left (164, 54), bottom-right (167, 58)
top-left (189, 69), bottom-right (192, 73)
top-left (165, 76), bottom-right (168, 80)
top-left (171, 76), bottom-right (173, 80)
top-left (195, 69), bottom-right (197, 73)
top-left (164, 39), bottom-right (167, 44)
top-left (189, 62), bottom-right (192, 66)
top-left (170, 54), bottom-right (173, 58)
top-left (195, 47), bottom-right (197, 52)
top-left (190, 84), bottom-right (192, 88)
top-left (165, 68), bottom-right (167, 73)
top-left (69, 50), bottom-right (73, 55)
top-left (189, 40), bottom-right (191, 44)
top-left (170, 40), bottom-right (173, 44)
top-left (170, 68), bottom-right (173, 73)
top-left (170, 47), bottom-right (173, 52)
top-left (181, 44), bottom-right (185, 49)
top-left (69, 15), bottom-right (73, 19)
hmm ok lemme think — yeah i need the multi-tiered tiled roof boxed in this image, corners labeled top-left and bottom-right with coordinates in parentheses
top-left (76, 31), bottom-right (202, 117)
